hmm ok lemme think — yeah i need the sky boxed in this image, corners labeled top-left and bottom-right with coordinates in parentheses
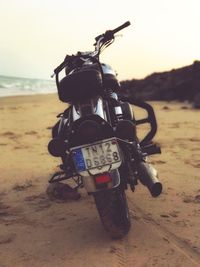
top-left (0, 0), bottom-right (200, 80)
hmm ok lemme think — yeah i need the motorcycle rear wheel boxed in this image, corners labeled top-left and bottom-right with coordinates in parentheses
top-left (93, 187), bottom-right (131, 239)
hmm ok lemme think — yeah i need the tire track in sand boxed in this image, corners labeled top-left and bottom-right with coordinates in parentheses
top-left (128, 199), bottom-right (200, 266)
top-left (111, 240), bottom-right (127, 267)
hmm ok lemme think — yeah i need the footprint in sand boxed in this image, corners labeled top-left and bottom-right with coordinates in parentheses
top-left (180, 106), bottom-right (189, 110)
top-left (12, 180), bottom-right (33, 191)
top-left (169, 211), bottom-right (179, 218)
top-left (0, 201), bottom-right (10, 217)
top-left (175, 220), bottom-right (187, 227)
top-left (170, 123), bottom-right (180, 128)
top-left (0, 191), bottom-right (6, 197)
top-left (182, 193), bottom-right (200, 204)
top-left (9, 107), bottom-right (21, 110)
top-left (184, 159), bottom-right (200, 168)
top-left (193, 163), bottom-right (200, 168)
top-left (1, 131), bottom-right (21, 140)
top-left (194, 195), bottom-right (200, 203)
top-left (0, 233), bottom-right (16, 245)
top-left (189, 138), bottom-right (200, 142)
top-left (0, 201), bottom-right (21, 225)
top-left (24, 193), bottom-right (52, 211)
top-left (162, 106), bottom-right (170, 110)
top-left (25, 131), bottom-right (38, 135)
top-left (1, 131), bottom-right (15, 137)
top-left (160, 214), bottom-right (170, 218)
top-left (13, 145), bottom-right (29, 150)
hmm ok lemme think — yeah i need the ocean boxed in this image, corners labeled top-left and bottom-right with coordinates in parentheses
top-left (0, 75), bottom-right (56, 97)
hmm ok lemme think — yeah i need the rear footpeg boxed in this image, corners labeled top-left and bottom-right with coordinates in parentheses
top-left (141, 143), bottom-right (161, 156)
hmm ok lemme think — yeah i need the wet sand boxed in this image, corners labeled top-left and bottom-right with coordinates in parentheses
top-left (0, 94), bottom-right (199, 266)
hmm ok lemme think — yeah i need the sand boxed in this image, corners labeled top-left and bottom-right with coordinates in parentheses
top-left (0, 94), bottom-right (199, 267)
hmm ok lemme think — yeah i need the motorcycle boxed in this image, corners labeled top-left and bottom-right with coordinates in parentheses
top-left (48, 21), bottom-right (162, 239)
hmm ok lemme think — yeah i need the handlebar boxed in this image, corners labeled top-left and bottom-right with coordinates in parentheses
top-left (95, 21), bottom-right (131, 43)
top-left (52, 21), bottom-right (131, 76)
top-left (111, 21), bottom-right (131, 35)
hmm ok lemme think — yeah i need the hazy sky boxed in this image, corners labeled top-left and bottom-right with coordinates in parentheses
top-left (0, 0), bottom-right (200, 80)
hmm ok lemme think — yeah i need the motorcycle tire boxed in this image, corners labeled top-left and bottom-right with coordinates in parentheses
top-left (93, 187), bottom-right (131, 239)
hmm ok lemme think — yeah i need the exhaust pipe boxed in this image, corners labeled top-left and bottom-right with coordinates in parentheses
top-left (137, 162), bottom-right (162, 197)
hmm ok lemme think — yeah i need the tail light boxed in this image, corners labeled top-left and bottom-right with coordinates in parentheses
top-left (95, 173), bottom-right (112, 185)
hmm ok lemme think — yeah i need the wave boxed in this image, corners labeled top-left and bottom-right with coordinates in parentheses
top-left (0, 75), bottom-right (56, 97)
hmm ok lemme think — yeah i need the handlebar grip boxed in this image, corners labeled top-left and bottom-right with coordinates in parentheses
top-left (54, 55), bottom-right (72, 74)
top-left (112, 21), bottom-right (131, 34)
top-left (54, 61), bottom-right (66, 74)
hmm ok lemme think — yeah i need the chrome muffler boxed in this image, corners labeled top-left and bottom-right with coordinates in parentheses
top-left (137, 162), bottom-right (162, 197)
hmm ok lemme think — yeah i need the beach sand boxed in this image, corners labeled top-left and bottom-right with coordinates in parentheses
top-left (0, 94), bottom-right (199, 266)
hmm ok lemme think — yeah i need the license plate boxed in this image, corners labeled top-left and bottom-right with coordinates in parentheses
top-left (71, 138), bottom-right (121, 173)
